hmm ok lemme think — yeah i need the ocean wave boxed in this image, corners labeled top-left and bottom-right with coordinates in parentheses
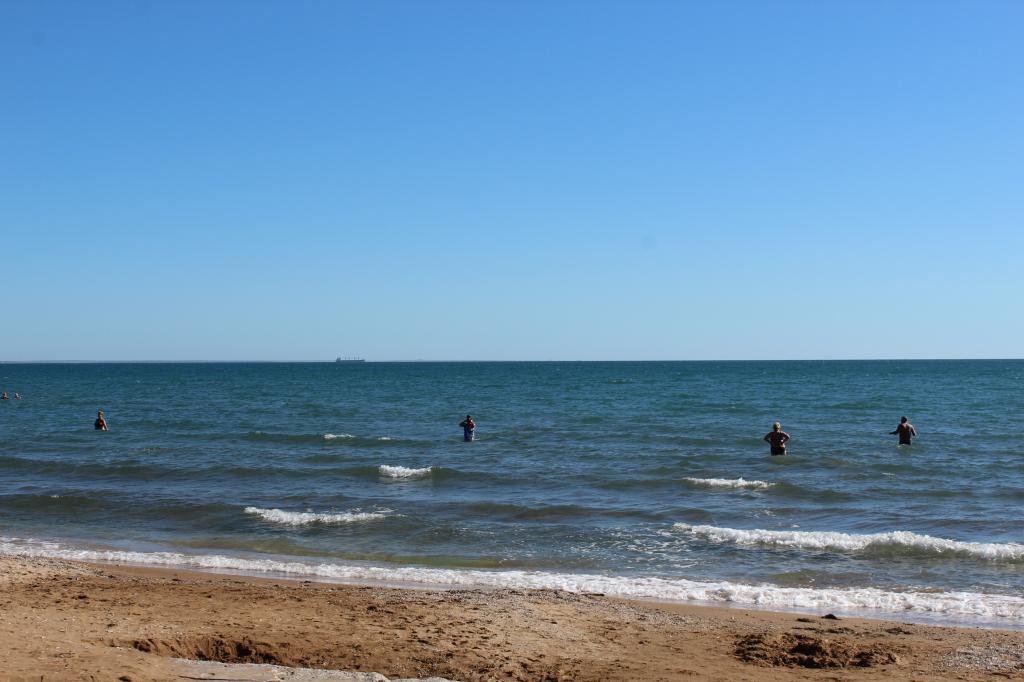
top-left (682, 477), bottom-right (774, 490)
top-left (673, 524), bottom-right (1024, 561)
top-left (242, 432), bottom-right (400, 446)
top-left (1, 536), bottom-right (1022, 624)
top-left (243, 431), bottom-right (328, 444)
top-left (378, 465), bottom-right (433, 478)
top-left (595, 476), bottom-right (678, 491)
top-left (321, 433), bottom-right (410, 447)
top-left (0, 492), bottom-right (116, 513)
top-left (0, 455), bottom-right (161, 479)
top-left (285, 462), bottom-right (477, 482)
top-left (0, 456), bottom-right (328, 482)
top-left (0, 494), bottom-right (238, 522)
top-left (464, 501), bottom-right (663, 522)
top-left (244, 507), bottom-right (389, 526)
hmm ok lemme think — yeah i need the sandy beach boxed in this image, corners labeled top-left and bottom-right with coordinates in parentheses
top-left (0, 556), bottom-right (1021, 681)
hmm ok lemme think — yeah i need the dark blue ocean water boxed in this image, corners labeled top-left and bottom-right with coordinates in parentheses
top-left (1, 361), bottom-right (1022, 626)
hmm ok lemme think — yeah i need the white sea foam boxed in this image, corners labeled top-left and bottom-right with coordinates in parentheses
top-left (244, 507), bottom-right (388, 526)
top-left (683, 477), bottom-right (774, 490)
top-left (376, 436), bottom-right (393, 441)
top-left (673, 524), bottom-right (1024, 561)
top-left (378, 465), bottom-right (432, 478)
top-left (1, 536), bottom-right (1022, 625)
top-left (323, 433), bottom-right (354, 440)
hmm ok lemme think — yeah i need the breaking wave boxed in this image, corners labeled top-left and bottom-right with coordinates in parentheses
top-left (378, 465), bottom-right (433, 478)
top-left (244, 507), bottom-right (390, 526)
top-left (682, 477), bottom-right (774, 490)
top-left (673, 524), bottom-right (1024, 561)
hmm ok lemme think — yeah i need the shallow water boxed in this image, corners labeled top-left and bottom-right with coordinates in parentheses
top-left (1, 361), bottom-right (1022, 626)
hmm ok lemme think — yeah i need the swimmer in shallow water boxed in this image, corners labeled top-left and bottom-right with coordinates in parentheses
top-left (890, 416), bottom-right (917, 445)
top-left (459, 414), bottom-right (475, 442)
top-left (763, 422), bottom-right (790, 455)
top-left (0, 392), bottom-right (8, 400)
top-left (94, 410), bottom-right (108, 431)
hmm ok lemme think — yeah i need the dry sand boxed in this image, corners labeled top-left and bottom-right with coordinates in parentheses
top-left (1, 555), bottom-right (1022, 681)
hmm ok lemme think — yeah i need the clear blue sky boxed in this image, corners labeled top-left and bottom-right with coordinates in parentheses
top-left (2, 1), bottom-right (1021, 361)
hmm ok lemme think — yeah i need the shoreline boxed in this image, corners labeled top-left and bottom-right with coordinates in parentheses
top-left (2, 555), bottom-right (1023, 681)
top-left (16, 557), bottom-right (1024, 633)
top-left (3, 536), bottom-right (1023, 633)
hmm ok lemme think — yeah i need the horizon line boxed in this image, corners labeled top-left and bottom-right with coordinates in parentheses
top-left (2, 358), bottom-right (1022, 364)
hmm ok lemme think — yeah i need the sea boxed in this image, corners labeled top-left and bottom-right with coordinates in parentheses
top-left (1, 361), bottom-right (1022, 628)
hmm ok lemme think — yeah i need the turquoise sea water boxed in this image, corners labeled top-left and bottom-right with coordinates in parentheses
top-left (1, 361), bottom-right (1022, 627)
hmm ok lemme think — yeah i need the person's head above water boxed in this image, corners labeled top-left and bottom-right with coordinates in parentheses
top-left (97, 410), bottom-right (104, 417)
top-left (773, 422), bottom-right (781, 431)
top-left (900, 416), bottom-right (908, 423)
top-left (466, 414), bottom-right (472, 420)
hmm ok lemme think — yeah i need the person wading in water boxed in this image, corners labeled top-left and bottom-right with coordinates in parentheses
top-left (459, 415), bottom-right (475, 442)
top-left (763, 421), bottom-right (790, 456)
top-left (890, 416), bottom-right (917, 445)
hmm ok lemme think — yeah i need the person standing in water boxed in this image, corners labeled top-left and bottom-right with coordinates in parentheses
top-left (763, 421), bottom-right (790, 456)
top-left (459, 415), bottom-right (475, 442)
top-left (890, 416), bottom-right (917, 445)
top-left (94, 410), bottom-right (108, 431)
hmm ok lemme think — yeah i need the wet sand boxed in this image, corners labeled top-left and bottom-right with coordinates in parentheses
top-left (1, 555), bottom-right (1022, 681)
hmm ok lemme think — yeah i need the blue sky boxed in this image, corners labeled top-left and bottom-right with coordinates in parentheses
top-left (2, 1), bottom-right (1021, 360)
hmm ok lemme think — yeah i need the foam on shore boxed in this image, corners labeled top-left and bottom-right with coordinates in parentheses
top-left (1, 536), bottom-right (1022, 625)
top-left (674, 524), bottom-right (1024, 561)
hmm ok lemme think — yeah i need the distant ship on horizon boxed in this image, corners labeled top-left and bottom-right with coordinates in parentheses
top-left (335, 356), bottom-right (366, 363)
